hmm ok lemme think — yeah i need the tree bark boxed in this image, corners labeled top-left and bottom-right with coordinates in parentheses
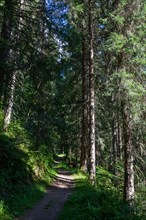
top-left (117, 120), bottom-right (122, 159)
top-left (112, 118), bottom-right (118, 174)
top-left (88, 0), bottom-right (96, 184)
top-left (3, 72), bottom-right (16, 130)
top-left (3, 0), bottom-right (25, 130)
top-left (122, 101), bottom-right (134, 203)
top-left (80, 36), bottom-right (88, 172)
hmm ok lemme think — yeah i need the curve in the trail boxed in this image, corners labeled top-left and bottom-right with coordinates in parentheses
top-left (19, 170), bottom-right (74, 220)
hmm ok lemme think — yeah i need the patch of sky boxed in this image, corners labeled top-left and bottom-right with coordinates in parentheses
top-left (95, 2), bottom-right (100, 7)
top-left (59, 71), bottom-right (65, 79)
top-left (99, 24), bottom-right (106, 30)
top-left (45, 1), bottom-right (70, 62)
top-left (45, 0), bottom-right (69, 29)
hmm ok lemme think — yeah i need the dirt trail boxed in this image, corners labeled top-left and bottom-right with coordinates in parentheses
top-left (19, 169), bottom-right (74, 220)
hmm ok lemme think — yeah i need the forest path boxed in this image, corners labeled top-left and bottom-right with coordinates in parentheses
top-left (19, 163), bottom-right (74, 220)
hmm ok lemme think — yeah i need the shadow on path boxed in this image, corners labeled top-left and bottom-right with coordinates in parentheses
top-left (18, 169), bottom-right (74, 220)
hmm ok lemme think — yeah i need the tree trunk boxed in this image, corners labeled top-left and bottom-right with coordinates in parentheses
top-left (88, 0), bottom-right (96, 184)
top-left (3, 0), bottom-right (25, 130)
top-left (117, 120), bottom-right (122, 160)
top-left (3, 72), bottom-right (16, 130)
top-left (68, 146), bottom-right (72, 164)
top-left (112, 118), bottom-right (118, 174)
top-left (80, 36), bottom-right (88, 172)
top-left (122, 101), bottom-right (134, 203)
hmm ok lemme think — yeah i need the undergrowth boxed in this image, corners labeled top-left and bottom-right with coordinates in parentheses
top-left (0, 118), bottom-right (56, 220)
top-left (59, 167), bottom-right (146, 220)
top-left (0, 111), bottom-right (145, 220)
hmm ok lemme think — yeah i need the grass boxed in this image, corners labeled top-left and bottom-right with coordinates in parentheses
top-left (0, 168), bottom-right (56, 220)
top-left (1, 150), bottom-right (146, 220)
top-left (0, 123), bottom-right (58, 220)
top-left (54, 158), bottom-right (81, 175)
top-left (59, 167), bottom-right (145, 220)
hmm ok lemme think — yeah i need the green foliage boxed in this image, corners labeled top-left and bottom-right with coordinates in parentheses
top-left (0, 119), bottom-right (56, 220)
top-left (112, 14), bottom-right (125, 25)
top-left (0, 200), bottom-right (12, 220)
top-left (60, 167), bottom-right (145, 220)
top-left (106, 33), bottom-right (127, 52)
top-left (0, 178), bottom-right (54, 220)
top-left (0, 110), bottom-right (3, 131)
top-left (54, 156), bottom-right (80, 174)
top-left (96, 167), bottom-right (118, 190)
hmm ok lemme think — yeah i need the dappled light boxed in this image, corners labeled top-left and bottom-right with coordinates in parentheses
top-left (20, 161), bottom-right (74, 220)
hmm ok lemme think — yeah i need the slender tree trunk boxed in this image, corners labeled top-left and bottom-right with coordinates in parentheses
top-left (117, 86), bottom-right (123, 160)
top-left (68, 146), bottom-right (72, 164)
top-left (3, 72), bottom-right (16, 130)
top-left (122, 101), bottom-right (134, 203)
top-left (80, 36), bottom-right (88, 171)
top-left (117, 120), bottom-right (122, 159)
top-left (88, 0), bottom-right (96, 184)
top-left (112, 118), bottom-right (118, 174)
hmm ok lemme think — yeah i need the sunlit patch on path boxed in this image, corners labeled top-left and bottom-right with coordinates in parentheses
top-left (19, 170), bottom-right (74, 220)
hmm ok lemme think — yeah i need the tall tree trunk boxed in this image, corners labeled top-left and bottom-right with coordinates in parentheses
top-left (3, 0), bottom-right (25, 130)
top-left (88, 0), bottom-right (96, 184)
top-left (80, 36), bottom-right (88, 172)
top-left (122, 100), bottom-right (134, 203)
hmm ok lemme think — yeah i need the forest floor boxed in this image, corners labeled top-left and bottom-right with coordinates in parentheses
top-left (18, 161), bottom-right (75, 220)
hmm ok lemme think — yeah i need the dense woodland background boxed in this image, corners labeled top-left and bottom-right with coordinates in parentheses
top-left (0, 0), bottom-right (146, 219)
